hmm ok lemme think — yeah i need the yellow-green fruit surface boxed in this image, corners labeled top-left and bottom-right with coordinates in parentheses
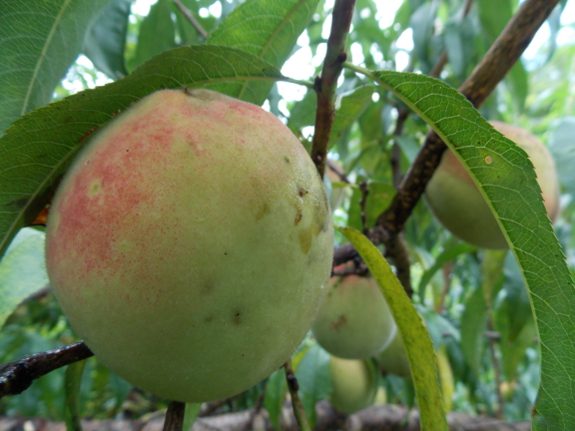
top-left (425, 121), bottom-right (560, 249)
top-left (45, 89), bottom-right (334, 403)
top-left (376, 330), bottom-right (410, 377)
top-left (329, 356), bottom-right (378, 414)
top-left (312, 274), bottom-right (397, 359)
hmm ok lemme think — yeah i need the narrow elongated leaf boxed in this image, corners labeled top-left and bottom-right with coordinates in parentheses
top-left (460, 286), bottom-right (487, 377)
top-left (0, 0), bottom-right (110, 135)
top-left (83, 0), bottom-right (131, 79)
top-left (367, 70), bottom-right (574, 430)
top-left (338, 227), bottom-right (448, 431)
top-left (263, 369), bottom-right (287, 431)
top-left (417, 242), bottom-right (476, 298)
top-left (64, 360), bottom-right (87, 431)
top-left (294, 344), bottom-right (332, 428)
top-left (130, 0), bottom-right (177, 70)
top-left (207, 0), bottom-right (319, 104)
top-left (0, 45), bottom-right (284, 258)
top-left (0, 228), bottom-right (48, 328)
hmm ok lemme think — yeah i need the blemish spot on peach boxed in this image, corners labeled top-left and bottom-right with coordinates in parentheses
top-left (88, 180), bottom-right (102, 197)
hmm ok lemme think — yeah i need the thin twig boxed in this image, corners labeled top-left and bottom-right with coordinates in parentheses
top-left (172, 0), bottom-right (208, 39)
top-left (310, 0), bottom-right (356, 178)
top-left (359, 180), bottom-right (369, 235)
top-left (284, 359), bottom-right (311, 431)
top-left (163, 401), bottom-right (186, 431)
top-left (0, 341), bottom-right (93, 399)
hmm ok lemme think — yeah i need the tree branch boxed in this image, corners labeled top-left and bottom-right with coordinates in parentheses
top-left (0, 341), bottom-right (93, 399)
top-left (163, 401), bottom-right (186, 431)
top-left (172, 0), bottom-right (208, 39)
top-left (310, 0), bottom-right (356, 178)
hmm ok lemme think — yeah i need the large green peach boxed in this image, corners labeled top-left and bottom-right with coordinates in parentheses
top-left (329, 356), bottom-right (378, 414)
top-left (425, 121), bottom-right (560, 249)
top-left (312, 273), bottom-right (396, 359)
top-left (45, 89), bottom-right (334, 403)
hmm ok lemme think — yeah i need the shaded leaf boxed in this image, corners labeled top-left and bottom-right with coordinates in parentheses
top-left (0, 228), bottom-right (48, 328)
top-left (83, 0), bottom-right (131, 80)
top-left (0, 0), bottom-right (110, 134)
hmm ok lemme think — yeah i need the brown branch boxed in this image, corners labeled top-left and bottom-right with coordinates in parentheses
top-left (284, 359), bottom-right (311, 431)
top-left (172, 0), bottom-right (209, 39)
top-left (310, 0), bottom-right (356, 178)
top-left (162, 401), bottom-right (186, 431)
top-left (0, 341), bottom-right (93, 399)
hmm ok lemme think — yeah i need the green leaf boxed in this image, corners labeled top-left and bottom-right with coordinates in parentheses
top-left (330, 86), bottom-right (375, 147)
top-left (264, 368), bottom-right (287, 430)
top-left (0, 45), bottom-right (284, 258)
top-left (0, 0), bottom-right (110, 134)
top-left (337, 226), bottom-right (448, 431)
top-left (548, 117), bottom-right (575, 196)
top-left (294, 344), bottom-right (332, 428)
top-left (460, 287), bottom-right (487, 376)
top-left (183, 403), bottom-right (201, 431)
top-left (83, 0), bottom-right (131, 80)
top-left (417, 242), bottom-right (476, 299)
top-left (0, 228), bottom-right (48, 328)
top-left (347, 180), bottom-right (395, 231)
top-left (64, 360), bottom-right (87, 431)
top-left (364, 69), bottom-right (574, 429)
top-left (130, 0), bottom-right (177, 71)
top-left (476, 0), bottom-right (527, 111)
top-left (207, 0), bottom-right (319, 104)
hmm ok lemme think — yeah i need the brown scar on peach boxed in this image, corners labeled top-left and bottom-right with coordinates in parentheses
top-left (294, 212), bottom-right (303, 225)
top-left (330, 315), bottom-right (347, 332)
top-left (233, 311), bottom-right (242, 325)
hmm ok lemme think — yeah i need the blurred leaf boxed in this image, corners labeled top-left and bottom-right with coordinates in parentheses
top-left (548, 117), bottom-right (575, 196)
top-left (287, 89), bottom-right (317, 131)
top-left (417, 242), bottom-right (476, 299)
top-left (338, 227), bottom-right (448, 431)
top-left (347, 180), bottom-right (395, 231)
top-left (0, 45), bottom-right (284, 258)
top-left (294, 344), bottom-right (332, 428)
top-left (83, 0), bottom-right (131, 79)
top-left (130, 0), bottom-right (177, 70)
top-left (64, 360), bottom-right (87, 431)
top-left (367, 70), bottom-right (573, 429)
top-left (410, 1), bottom-right (439, 73)
top-left (183, 403), bottom-right (201, 431)
top-left (0, 228), bottom-right (48, 328)
top-left (264, 368), bottom-right (287, 430)
top-left (330, 86), bottom-right (375, 147)
top-left (476, 0), bottom-right (527, 111)
top-left (460, 286), bottom-right (487, 376)
top-left (207, 0), bottom-right (320, 105)
top-left (495, 253), bottom-right (538, 381)
top-left (444, 15), bottom-right (475, 80)
top-left (0, 0), bottom-right (110, 134)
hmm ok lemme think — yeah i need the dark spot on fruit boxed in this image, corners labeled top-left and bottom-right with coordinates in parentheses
top-left (330, 315), bottom-right (348, 332)
top-left (295, 212), bottom-right (303, 225)
top-left (284, 156), bottom-right (290, 164)
top-left (202, 282), bottom-right (215, 294)
top-left (126, 149), bottom-right (130, 152)
top-left (224, 252), bottom-right (228, 255)
top-left (298, 188), bottom-right (308, 197)
top-left (233, 311), bottom-right (242, 325)
top-left (255, 201), bottom-right (270, 221)
top-left (204, 315), bottom-right (214, 323)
